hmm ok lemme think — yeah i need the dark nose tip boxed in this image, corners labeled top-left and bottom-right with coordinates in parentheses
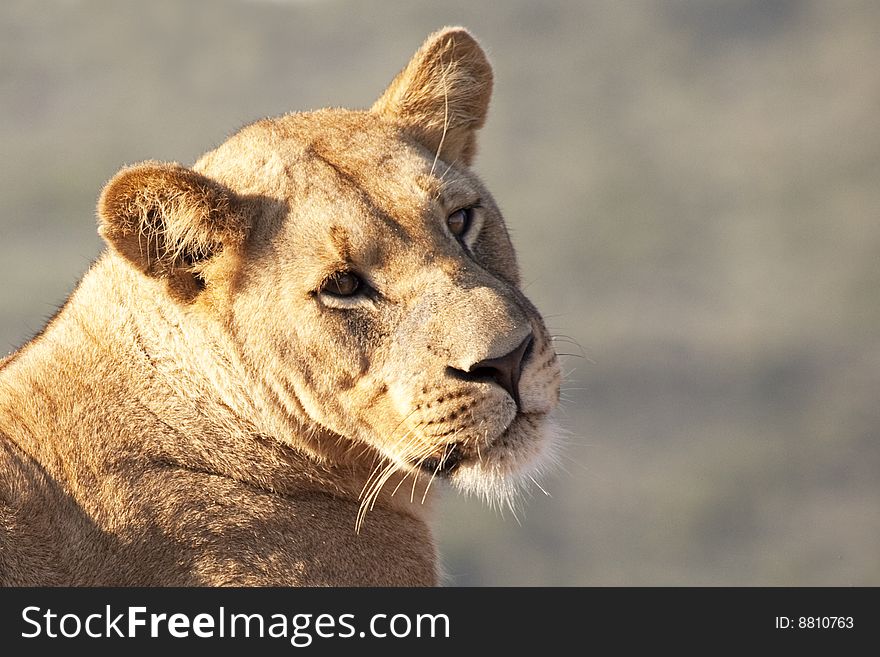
top-left (451, 335), bottom-right (533, 408)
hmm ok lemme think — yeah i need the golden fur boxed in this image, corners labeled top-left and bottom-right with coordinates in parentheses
top-left (0, 27), bottom-right (561, 586)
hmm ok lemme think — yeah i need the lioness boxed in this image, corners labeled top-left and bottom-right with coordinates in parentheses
top-left (0, 27), bottom-right (561, 586)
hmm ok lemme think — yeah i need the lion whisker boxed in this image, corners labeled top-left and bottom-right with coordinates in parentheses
top-left (357, 460), bottom-right (400, 533)
top-left (356, 422), bottom-right (434, 531)
top-left (388, 440), bottom-right (436, 500)
top-left (527, 473), bottom-right (551, 497)
top-left (359, 453), bottom-right (391, 501)
top-left (389, 467), bottom-right (413, 499)
top-left (429, 55), bottom-right (451, 178)
top-left (368, 462), bottom-right (399, 511)
top-left (420, 453), bottom-right (445, 505)
top-left (388, 406), bottom-right (421, 439)
top-left (359, 419), bottom-right (423, 502)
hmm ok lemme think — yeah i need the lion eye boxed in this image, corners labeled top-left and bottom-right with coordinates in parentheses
top-left (447, 207), bottom-right (473, 237)
top-left (321, 271), bottom-right (361, 297)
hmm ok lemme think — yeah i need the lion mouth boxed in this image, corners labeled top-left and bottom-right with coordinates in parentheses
top-left (405, 408), bottom-right (550, 482)
top-left (413, 442), bottom-right (464, 477)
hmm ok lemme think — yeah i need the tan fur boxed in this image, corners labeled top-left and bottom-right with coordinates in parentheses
top-left (0, 27), bottom-right (561, 586)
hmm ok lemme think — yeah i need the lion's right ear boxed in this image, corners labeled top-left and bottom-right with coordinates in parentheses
top-left (97, 162), bottom-right (250, 284)
top-left (372, 27), bottom-right (493, 166)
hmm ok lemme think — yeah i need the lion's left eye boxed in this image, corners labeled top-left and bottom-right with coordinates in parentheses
top-left (320, 271), bottom-right (362, 297)
top-left (447, 207), bottom-right (473, 237)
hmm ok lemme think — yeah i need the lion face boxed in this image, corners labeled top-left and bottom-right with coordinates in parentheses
top-left (97, 28), bottom-right (561, 511)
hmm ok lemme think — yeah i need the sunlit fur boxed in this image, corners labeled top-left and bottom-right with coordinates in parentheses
top-left (0, 27), bottom-right (561, 586)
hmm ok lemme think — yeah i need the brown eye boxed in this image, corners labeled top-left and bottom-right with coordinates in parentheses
top-left (447, 207), bottom-right (473, 237)
top-left (321, 271), bottom-right (361, 297)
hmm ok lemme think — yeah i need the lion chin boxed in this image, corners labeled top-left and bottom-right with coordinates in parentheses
top-left (393, 411), bottom-right (561, 511)
top-left (453, 415), bottom-right (561, 507)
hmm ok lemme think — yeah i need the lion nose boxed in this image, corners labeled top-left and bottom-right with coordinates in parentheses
top-left (450, 335), bottom-right (533, 409)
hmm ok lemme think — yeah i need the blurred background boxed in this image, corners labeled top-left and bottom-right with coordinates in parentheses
top-left (2, 0), bottom-right (878, 585)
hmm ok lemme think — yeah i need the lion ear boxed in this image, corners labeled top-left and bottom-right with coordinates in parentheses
top-left (97, 162), bottom-right (250, 290)
top-left (371, 26), bottom-right (493, 166)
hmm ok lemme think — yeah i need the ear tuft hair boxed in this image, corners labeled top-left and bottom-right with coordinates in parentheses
top-left (97, 162), bottom-right (249, 282)
top-left (372, 27), bottom-right (493, 166)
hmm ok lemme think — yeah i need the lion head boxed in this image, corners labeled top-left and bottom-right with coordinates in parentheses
top-left (96, 27), bottom-right (562, 527)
